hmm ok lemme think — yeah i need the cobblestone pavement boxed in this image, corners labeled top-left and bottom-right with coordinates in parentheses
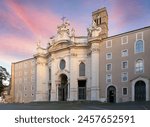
top-left (0, 101), bottom-right (150, 110)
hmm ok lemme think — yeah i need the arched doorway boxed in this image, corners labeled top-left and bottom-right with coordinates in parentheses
top-left (135, 81), bottom-right (146, 101)
top-left (107, 86), bottom-right (116, 103)
top-left (58, 74), bottom-right (68, 101)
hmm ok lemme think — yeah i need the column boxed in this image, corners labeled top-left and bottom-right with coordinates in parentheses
top-left (35, 57), bottom-right (49, 101)
top-left (91, 42), bottom-right (100, 100)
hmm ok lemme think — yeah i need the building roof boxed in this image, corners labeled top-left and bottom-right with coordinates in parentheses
top-left (12, 58), bottom-right (34, 64)
top-left (107, 26), bottom-right (150, 39)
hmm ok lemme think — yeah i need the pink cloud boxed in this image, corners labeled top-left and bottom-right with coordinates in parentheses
top-left (0, 10), bottom-right (22, 31)
top-left (108, 0), bottom-right (144, 35)
top-left (5, 0), bottom-right (61, 38)
top-left (0, 35), bottom-right (35, 58)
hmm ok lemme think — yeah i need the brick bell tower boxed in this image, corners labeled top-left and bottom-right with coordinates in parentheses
top-left (92, 7), bottom-right (108, 39)
top-left (88, 7), bottom-right (108, 101)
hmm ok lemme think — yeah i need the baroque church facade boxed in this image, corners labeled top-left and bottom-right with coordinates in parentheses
top-left (11, 7), bottom-right (150, 103)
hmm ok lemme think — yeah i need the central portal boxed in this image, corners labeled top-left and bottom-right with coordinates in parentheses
top-left (58, 74), bottom-right (68, 101)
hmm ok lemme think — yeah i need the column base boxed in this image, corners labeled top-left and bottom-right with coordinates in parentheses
top-left (91, 87), bottom-right (100, 100)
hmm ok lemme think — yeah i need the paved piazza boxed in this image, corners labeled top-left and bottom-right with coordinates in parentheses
top-left (0, 101), bottom-right (150, 110)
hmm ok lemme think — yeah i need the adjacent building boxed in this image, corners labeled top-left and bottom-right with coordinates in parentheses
top-left (11, 7), bottom-right (150, 103)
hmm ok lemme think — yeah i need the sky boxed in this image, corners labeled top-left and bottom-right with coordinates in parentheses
top-left (0, 0), bottom-right (150, 73)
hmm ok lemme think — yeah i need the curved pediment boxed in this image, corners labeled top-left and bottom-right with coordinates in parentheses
top-left (49, 40), bottom-right (73, 51)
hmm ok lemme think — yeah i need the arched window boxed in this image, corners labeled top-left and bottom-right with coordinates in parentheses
top-left (79, 62), bottom-right (85, 76)
top-left (135, 59), bottom-right (144, 73)
top-left (135, 40), bottom-right (144, 53)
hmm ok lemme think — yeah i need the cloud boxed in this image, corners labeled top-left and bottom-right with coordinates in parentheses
top-left (5, 0), bottom-right (61, 38)
top-left (108, 0), bottom-right (144, 35)
top-left (0, 35), bottom-right (36, 59)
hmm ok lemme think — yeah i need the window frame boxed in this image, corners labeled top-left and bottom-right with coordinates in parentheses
top-left (121, 61), bottom-right (128, 69)
top-left (121, 49), bottom-right (128, 57)
top-left (106, 52), bottom-right (112, 60)
top-left (135, 59), bottom-right (144, 74)
top-left (122, 88), bottom-right (128, 96)
top-left (121, 36), bottom-right (128, 45)
top-left (134, 39), bottom-right (144, 54)
top-left (106, 74), bottom-right (112, 84)
top-left (106, 40), bottom-right (112, 48)
top-left (121, 72), bottom-right (128, 82)
top-left (106, 63), bottom-right (112, 72)
top-left (79, 62), bottom-right (86, 76)
top-left (59, 59), bottom-right (66, 70)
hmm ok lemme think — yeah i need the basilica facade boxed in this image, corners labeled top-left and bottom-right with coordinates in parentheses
top-left (11, 7), bottom-right (150, 103)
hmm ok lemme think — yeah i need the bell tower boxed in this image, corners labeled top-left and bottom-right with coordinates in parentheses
top-left (92, 7), bottom-right (108, 39)
top-left (88, 7), bottom-right (108, 101)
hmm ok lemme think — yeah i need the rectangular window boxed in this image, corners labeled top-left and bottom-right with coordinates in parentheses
top-left (106, 40), bottom-right (112, 48)
top-left (121, 49), bottom-right (128, 57)
top-left (121, 72), bottom-right (128, 82)
top-left (123, 88), bottom-right (128, 95)
top-left (106, 74), bottom-right (112, 83)
top-left (135, 59), bottom-right (144, 73)
top-left (121, 36), bottom-right (128, 44)
top-left (106, 52), bottom-right (112, 60)
top-left (136, 32), bottom-right (143, 40)
top-left (49, 68), bottom-right (51, 80)
top-left (122, 61), bottom-right (128, 69)
top-left (106, 63), bottom-right (112, 71)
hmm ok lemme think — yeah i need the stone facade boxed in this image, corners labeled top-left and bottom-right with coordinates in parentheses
top-left (11, 7), bottom-right (150, 103)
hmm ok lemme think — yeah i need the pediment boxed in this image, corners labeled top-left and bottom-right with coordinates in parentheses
top-left (51, 40), bottom-right (72, 50)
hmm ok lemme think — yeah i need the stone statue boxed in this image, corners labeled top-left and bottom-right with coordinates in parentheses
top-left (87, 20), bottom-right (101, 37)
top-left (71, 28), bottom-right (75, 36)
top-left (92, 19), bottom-right (97, 28)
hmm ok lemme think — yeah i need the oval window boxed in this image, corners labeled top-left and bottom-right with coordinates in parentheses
top-left (60, 59), bottom-right (66, 70)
